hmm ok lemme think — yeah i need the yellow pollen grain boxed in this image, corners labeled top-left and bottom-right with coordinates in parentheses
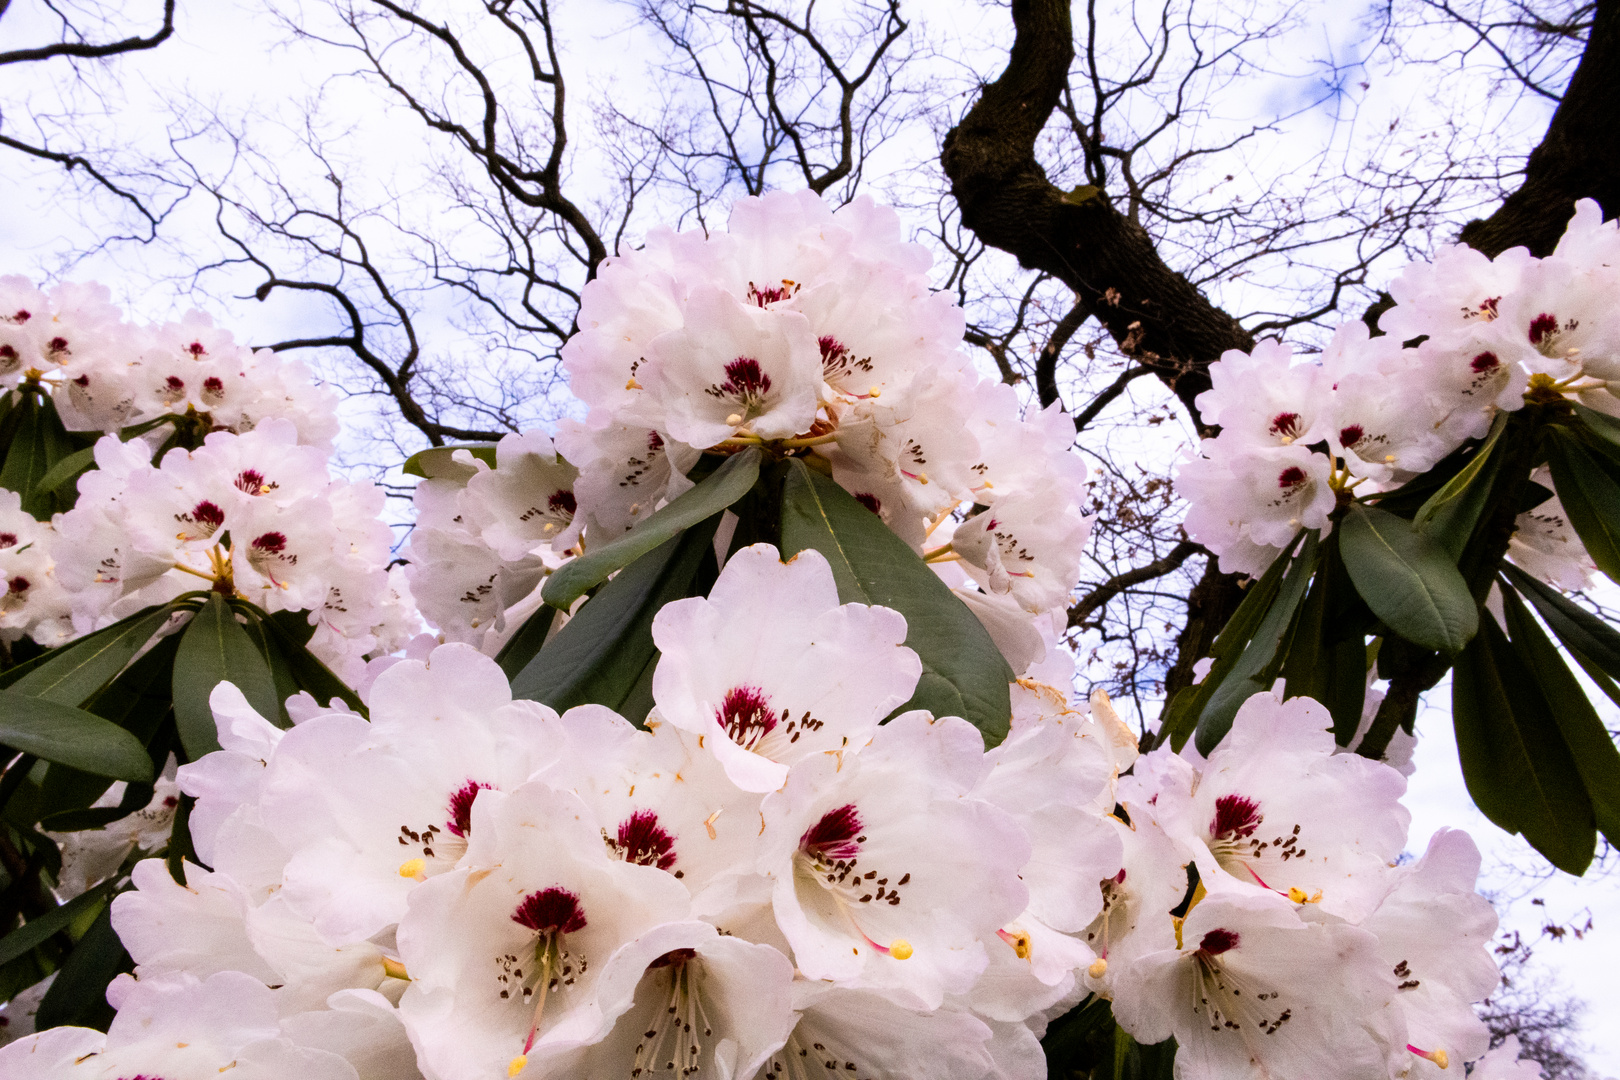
top-left (626, 378), bottom-right (643, 390)
top-left (1088, 958), bottom-right (1108, 978)
top-left (398, 858), bottom-right (427, 880)
top-left (509, 1054), bottom-right (529, 1077)
top-left (888, 939), bottom-right (913, 960)
top-left (725, 413), bottom-right (744, 426)
top-left (705, 808), bottom-right (723, 839)
top-left (869, 385), bottom-right (881, 398)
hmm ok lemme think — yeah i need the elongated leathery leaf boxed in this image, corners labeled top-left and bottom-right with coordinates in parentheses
top-left (1545, 428), bottom-right (1620, 586)
top-left (779, 460), bottom-right (1013, 746)
top-left (10, 603), bottom-right (175, 706)
top-left (1499, 586), bottom-right (1620, 849)
top-left (1340, 503), bottom-right (1478, 653)
top-left (1157, 533), bottom-right (1300, 752)
top-left (1195, 531), bottom-right (1318, 755)
top-left (1413, 411), bottom-right (1507, 558)
top-left (1452, 615), bottom-right (1595, 875)
top-left (1502, 563), bottom-right (1620, 678)
top-left (0, 691), bottom-right (154, 781)
top-left (543, 448), bottom-right (761, 611)
top-left (173, 594), bottom-right (279, 758)
top-left (401, 443), bottom-right (497, 481)
top-left (513, 516), bottom-right (721, 722)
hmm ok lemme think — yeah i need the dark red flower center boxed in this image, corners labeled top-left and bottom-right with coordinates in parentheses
top-left (188, 500), bottom-right (227, 531)
top-left (1268, 412), bottom-right (1302, 439)
top-left (1198, 928), bottom-right (1240, 956)
top-left (48, 336), bottom-right (69, 353)
top-left (800, 804), bottom-right (863, 862)
top-left (235, 469), bottom-right (269, 494)
top-left (165, 375), bottom-right (186, 391)
top-left (747, 281), bottom-right (797, 306)
top-left (615, 809), bottom-right (677, 870)
top-left (1210, 794), bottom-right (1263, 841)
top-left (1528, 313), bottom-right (1559, 344)
top-left (1470, 351), bottom-right (1500, 373)
top-left (854, 493), bottom-right (882, 515)
top-left (7, 576), bottom-right (30, 594)
top-left (1277, 466), bottom-right (1307, 489)
top-left (188, 341), bottom-right (207, 356)
top-left (512, 886), bottom-right (587, 935)
top-left (0, 345), bottom-right (17, 361)
top-left (203, 376), bottom-right (225, 394)
top-left (445, 780), bottom-right (494, 838)
top-left (0, 532), bottom-right (16, 549)
top-left (12, 309), bottom-right (30, 322)
top-left (647, 431), bottom-right (665, 451)
top-left (717, 685), bottom-right (777, 744)
top-left (251, 531), bottom-right (287, 554)
top-left (1339, 424), bottom-right (1365, 448)
top-left (719, 357), bottom-right (772, 400)
top-left (548, 490), bottom-right (577, 518)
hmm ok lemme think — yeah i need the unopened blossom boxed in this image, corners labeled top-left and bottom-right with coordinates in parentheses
top-left (0, 971), bottom-right (361, 1080)
top-left (757, 711), bottom-right (1029, 1007)
top-left (1110, 889), bottom-right (1404, 1080)
top-left (651, 544), bottom-right (921, 793)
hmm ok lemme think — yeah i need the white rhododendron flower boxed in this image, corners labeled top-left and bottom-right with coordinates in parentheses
top-left (651, 544), bottom-right (921, 793)
top-left (1176, 198), bottom-right (1620, 583)
top-left (0, 487), bottom-right (74, 646)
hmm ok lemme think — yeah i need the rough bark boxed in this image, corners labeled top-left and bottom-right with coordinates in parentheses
top-left (1459, 0), bottom-right (1620, 257)
top-left (939, 0), bottom-right (1255, 435)
top-left (940, 0), bottom-right (1256, 696)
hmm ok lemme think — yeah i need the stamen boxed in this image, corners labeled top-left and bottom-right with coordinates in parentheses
top-left (1088, 957), bottom-right (1108, 978)
top-left (997, 928), bottom-right (1032, 960)
top-left (1408, 1046), bottom-right (1450, 1069)
top-left (398, 858), bottom-right (427, 881)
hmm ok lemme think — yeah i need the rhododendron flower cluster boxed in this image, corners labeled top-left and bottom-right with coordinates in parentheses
top-left (0, 276), bottom-right (339, 446)
top-left (43, 418), bottom-right (414, 679)
top-left (405, 191), bottom-right (1092, 655)
top-left (0, 547), bottom-right (1511, 1080)
top-left (1104, 693), bottom-right (1502, 1080)
top-left (0, 487), bottom-right (76, 646)
top-left (1178, 199), bottom-right (1616, 581)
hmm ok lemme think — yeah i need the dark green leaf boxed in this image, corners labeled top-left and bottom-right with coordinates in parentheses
top-left (9, 604), bottom-right (174, 707)
top-left (1195, 532), bottom-right (1319, 754)
top-left (33, 633), bottom-right (182, 822)
top-left (166, 793), bottom-right (199, 883)
top-left (1041, 995), bottom-right (1118, 1080)
top-left (543, 448), bottom-right (761, 611)
top-left (32, 446), bottom-right (96, 504)
top-left (1502, 564), bottom-right (1620, 678)
top-left (0, 393), bottom-right (76, 519)
top-left (0, 886), bottom-right (107, 967)
top-left (779, 461), bottom-right (1014, 746)
top-left (1340, 503), bottom-right (1478, 653)
top-left (242, 617), bottom-right (297, 727)
top-left (172, 595), bottom-right (279, 758)
top-left (0, 691), bottom-right (155, 781)
top-left (512, 516), bottom-right (722, 722)
top-left (1499, 587), bottom-right (1620, 849)
top-left (1278, 538), bottom-right (1373, 744)
top-left (1413, 411), bottom-right (1507, 558)
top-left (1451, 615), bottom-right (1594, 875)
top-left (1570, 402), bottom-right (1620, 459)
top-left (35, 904), bottom-right (130, 1032)
top-left (1157, 536), bottom-right (1298, 752)
top-left (401, 443), bottom-right (497, 481)
top-left (1545, 429), bottom-right (1620, 585)
top-left (40, 778), bottom-right (154, 831)
top-left (494, 604), bottom-right (558, 682)
top-left (246, 602), bottom-right (367, 717)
